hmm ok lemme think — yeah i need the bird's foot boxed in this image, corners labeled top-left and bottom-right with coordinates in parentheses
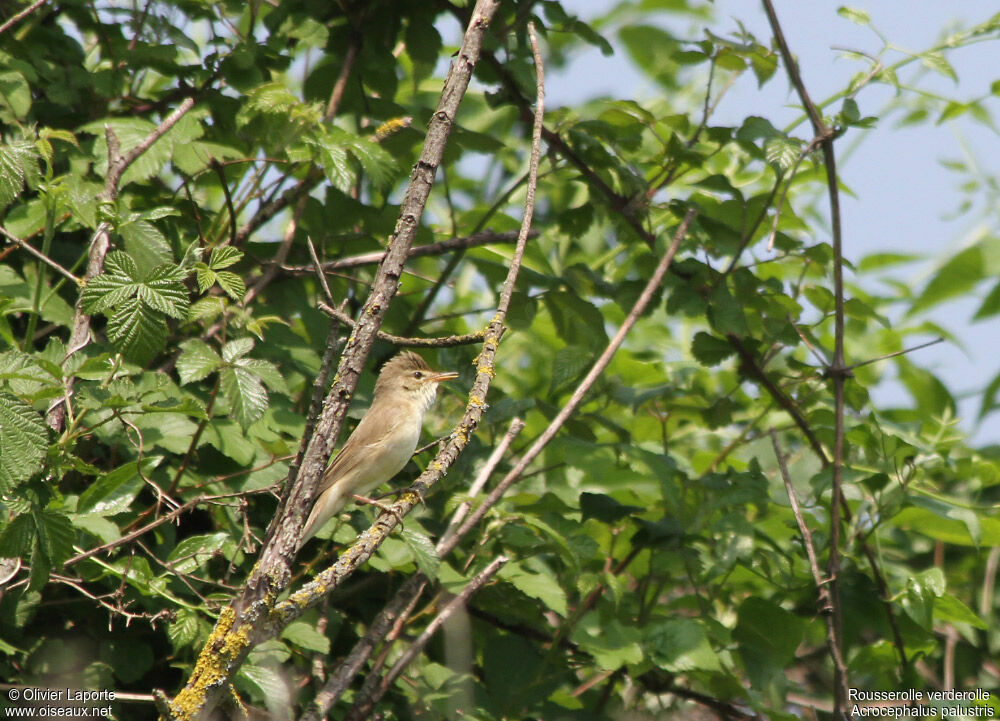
top-left (351, 494), bottom-right (405, 529)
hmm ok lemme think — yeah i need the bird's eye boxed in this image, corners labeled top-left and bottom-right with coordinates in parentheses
top-left (413, 371), bottom-right (423, 379)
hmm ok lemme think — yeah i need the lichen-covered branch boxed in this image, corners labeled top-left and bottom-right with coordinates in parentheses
top-left (162, 3), bottom-right (501, 718)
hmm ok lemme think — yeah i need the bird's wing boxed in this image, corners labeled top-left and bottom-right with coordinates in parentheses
top-left (316, 414), bottom-right (403, 494)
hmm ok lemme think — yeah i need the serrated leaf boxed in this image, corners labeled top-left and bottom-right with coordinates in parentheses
top-left (195, 266), bottom-right (216, 293)
top-left (78, 460), bottom-right (151, 516)
top-left (220, 365), bottom-right (268, 430)
top-left (764, 136), bottom-right (801, 170)
top-left (209, 246), bottom-right (243, 270)
top-left (81, 251), bottom-right (141, 314)
top-left (222, 337), bottom-right (254, 362)
top-left (499, 562), bottom-right (567, 616)
top-left (168, 608), bottom-right (202, 649)
top-left (167, 532), bottom-right (227, 574)
top-left (107, 298), bottom-right (167, 364)
top-left (141, 264), bottom-right (189, 318)
top-left (399, 527), bottom-right (440, 578)
top-left (0, 139), bottom-right (38, 208)
top-left (0, 514), bottom-right (35, 557)
top-left (36, 511), bottom-right (75, 565)
top-left (0, 392), bottom-right (47, 492)
top-left (214, 271), bottom-right (245, 301)
top-left (240, 359), bottom-right (289, 395)
top-left (176, 339), bottom-right (223, 384)
top-left (691, 332), bottom-right (735, 366)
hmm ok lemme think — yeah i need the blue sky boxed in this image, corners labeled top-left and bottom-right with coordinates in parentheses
top-left (548, 1), bottom-right (1000, 444)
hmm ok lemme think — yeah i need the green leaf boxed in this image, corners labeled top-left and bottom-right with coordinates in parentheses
top-left (81, 252), bottom-right (142, 314)
top-left (208, 246), bottom-right (243, 270)
top-left (214, 271), bottom-right (245, 301)
top-left (691, 332), bottom-right (735, 366)
top-left (176, 340), bottom-right (223, 385)
top-left (168, 608), bottom-right (202, 650)
top-left (119, 220), bottom-right (173, 274)
top-left (0, 514), bottom-right (35, 557)
top-left (36, 511), bottom-right (75, 565)
top-left (499, 561), bottom-right (567, 616)
top-left (934, 594), bottom-right (987, 629)
top-left (0, 72), bottom-right (32, 119)
top-left (580, 492), bottom-right (642, 524)
top-left (550, 345), bottom-right (593, 394)
top-left (167, 532), bottom-right (228, 573)
top-left (220, 365), bottom-right (268, 430)
top-left (222, 337), bottom-right (254, 363)
top-left (282, 620), bottom-right (330, 654)
top-left (910, 241), bottom-right (992, 315)
top-left (837, 6), bottom-right (870, 25)
top-left (77, 460), bottom-right (153, 516)
top-left (0, 139), bottom-right (39, 208)
top-left (399, 527), bottom-right (440, 579)
top-left (571, 613), bottom-right (643, 670)
top-left (733, 597), bottom-right (804, 689)
top-left (0, 392), bottom-right (47, 492)
top-left (240, 359), bottom-right (289, 396)
top-left (107, 297), bottom-right (167, 364)
top-left (140, 264), bottom-right (189, 319)
top-left (646, 618), bottom-right (723, 672)
top-left (921, 51), bottom-right (958, 82)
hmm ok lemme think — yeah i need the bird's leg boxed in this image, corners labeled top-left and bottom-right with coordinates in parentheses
top-left (351, 494), bottom-right (406, 528)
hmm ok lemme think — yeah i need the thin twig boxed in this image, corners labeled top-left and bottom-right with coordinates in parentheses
top-left (282, 230), bottom-right (531, 274)
top-left (345, 557), bottom-right (507, 721)
top-left (440, 417), bottom-right (525, 548)
top-left (307, 236), bottom-right (335, 306)
top-left (0, 0), bottom-right (48, 37)
top-left (318, 302), bottom-right (487, 347)
top-left (843, 336), bottom-right (944, 372)
top-left (761, 2), bottom-right (848, 713)
top-left (444, 210), bottom-right (695, 558)
top-left (770, 429), bottom-right (849, 692)
top-left (63, 485), bottom-right (278, 568)
top-left (0, 226), bottom-right (80, 284)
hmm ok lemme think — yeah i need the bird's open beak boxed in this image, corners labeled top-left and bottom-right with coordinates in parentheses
top-left (428, 370), bottom-right (459, 383)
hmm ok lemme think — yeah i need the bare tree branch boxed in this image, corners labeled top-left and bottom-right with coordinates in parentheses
top-left (770, 429), bottom-right (849, 701)
top-left (318, 302), bottom-right (487, 347)
top-left (0, 0), bottom-right (49, 37)
top-left (281, 229), bottom-right (533, 274)
top-left (345, 557), bottom-right (508, 721)
top-left (164, 4), bottom-right (502, 717)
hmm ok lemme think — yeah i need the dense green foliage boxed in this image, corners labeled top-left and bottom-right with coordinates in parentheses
top-left (0, 1), bottom-right (998, 719)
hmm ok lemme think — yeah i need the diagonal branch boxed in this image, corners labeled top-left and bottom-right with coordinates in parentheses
top-left (770, 429), bottom-right (849, 701)
top-left (0, 0), bottom-right (49, 37)
top-left (164, 4), bottom-right (502, 717)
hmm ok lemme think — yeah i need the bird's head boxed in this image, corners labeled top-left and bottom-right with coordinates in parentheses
top-left (374, 351), bottom-right (459, 410)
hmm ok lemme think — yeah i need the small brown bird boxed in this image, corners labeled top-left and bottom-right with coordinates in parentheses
top-left (299, 351), bottom-right (459, 547)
